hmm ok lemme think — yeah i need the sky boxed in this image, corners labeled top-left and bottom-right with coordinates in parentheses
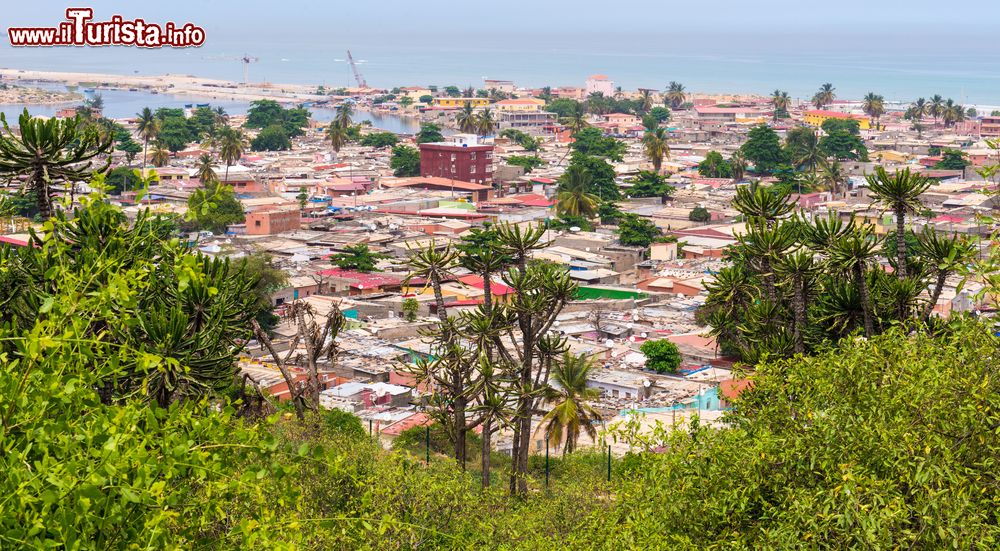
top-left (4, 1), bottom-right (1000, 102)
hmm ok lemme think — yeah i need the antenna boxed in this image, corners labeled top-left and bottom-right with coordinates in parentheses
top-left (346, 50), bottom-right (367, 89)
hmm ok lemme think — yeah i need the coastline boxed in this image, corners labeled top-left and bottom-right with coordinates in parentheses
top-left (0, 67), bottom-right (328, 105)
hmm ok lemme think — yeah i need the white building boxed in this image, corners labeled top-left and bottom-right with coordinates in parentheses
top-left (585, 74), bottom-right (614, 96)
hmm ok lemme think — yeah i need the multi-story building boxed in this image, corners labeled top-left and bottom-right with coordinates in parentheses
top-left (981, 116), bottom-right (1000, 138)
top-left (802, 110), bottom-right (872, 130)
top-left (493, 98), bottom-right (546, 112)
top-left (498, 110), bottom-right (558, 131)
top-left (585, 74), bottom-right (614, 96)
top-left (417, 134), bottom-right (494, 185)
top-left (244, 207), bottom-right (301, 235)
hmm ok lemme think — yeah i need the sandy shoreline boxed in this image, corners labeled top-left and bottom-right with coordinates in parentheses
top-left (0, 68), bottom-right (330, 105)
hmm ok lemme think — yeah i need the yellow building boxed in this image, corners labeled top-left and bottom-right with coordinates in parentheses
top-left (493, 98), bottom-right (546, 112)
top-left (803, 110), bottom-right (872, 130)
top-left (433, 97), bottom-right (490, 108)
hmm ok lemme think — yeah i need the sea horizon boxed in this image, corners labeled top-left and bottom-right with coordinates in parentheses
top-left (3, 29), bottom-right (1000, 105)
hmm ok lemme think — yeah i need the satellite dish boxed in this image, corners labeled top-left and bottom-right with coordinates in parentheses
top-left (552, 320), bottom-right (560, 327)
top-left (641, 332), bottom-right (648, 338)
top-left (357, 284), bottom-right (365, 289)
top-left (604, 339), bottom-right (614, 347)
top-left (628, 336), bottom-right (636, 343)
top-left (569, 226), bottom-right (581, 232)
top-left (643, 379), bottom-right (652, 388)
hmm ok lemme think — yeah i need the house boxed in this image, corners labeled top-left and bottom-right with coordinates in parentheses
top-left (381, 176), bottom-right (493, 203)
top-left (493, 98), bottom-right (545, 112)
top-left (981, 116), bottom-right (1000, 138)
top-left (802, 110), bottom-right (872, 130)
top-left (694, 106), bottom-right (769, 124)
top-left (498, 110), bottom-right (558, 131)
top-left (433, 97), bottom-right (490, 108)
top-left (483, 79), bottom-right (516, 93)
top-left (316, 268), bottom-right (404, 295)
top-left (244, 207), bottom-right (301, 235)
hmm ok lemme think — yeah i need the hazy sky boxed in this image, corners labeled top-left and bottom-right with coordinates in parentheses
top-left (5, 1), bottom-right (1000, 102)
top-left (6, 0), bottom-right (997, 36)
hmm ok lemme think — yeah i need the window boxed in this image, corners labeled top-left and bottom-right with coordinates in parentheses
top-left (254, 220), bottom-right (261, 227)
top-left (470, 165), bottom-right (476, 173)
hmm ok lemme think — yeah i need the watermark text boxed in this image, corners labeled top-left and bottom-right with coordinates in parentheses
top-left (8, 8), bottom-right (205, 48)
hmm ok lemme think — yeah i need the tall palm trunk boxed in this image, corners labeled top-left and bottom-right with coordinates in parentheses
top-left (142, 137), bottom-right (148, 169)
top-left (856, 266), bottom-right (874, 337)
top-left (895, 206), bottom-right (907, 279)
top-left (481, 416), bottom-right (493, 488)
top-left (792, 275), bottom-right (807, 354)
top-left (923, 271), bottom-right (948, 320)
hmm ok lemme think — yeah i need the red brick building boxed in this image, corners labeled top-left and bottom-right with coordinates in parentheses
top-left (418, 137), bottom-right (494, 184)
top-left (245, 208), bottom-right (301, 235)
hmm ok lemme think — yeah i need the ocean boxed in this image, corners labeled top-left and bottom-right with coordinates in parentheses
top-left (2, 29), bottom-right (1000, 105)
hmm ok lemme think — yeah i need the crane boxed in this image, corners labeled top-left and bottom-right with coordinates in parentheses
top-left (346, 50), bottom-right (367, 89)
top-left (240, 54), bottom-right (259, 86)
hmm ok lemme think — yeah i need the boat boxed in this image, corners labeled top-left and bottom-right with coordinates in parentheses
top-left (196, 103), bottom-right (210, 108)
top-left (184, 103), bottom-right (193, 108)
top-left (83, 88), bottom-right (95, 93)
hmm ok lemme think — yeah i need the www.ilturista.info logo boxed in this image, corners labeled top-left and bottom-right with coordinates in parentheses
top-left (8, 8), bottom-right (205, 48)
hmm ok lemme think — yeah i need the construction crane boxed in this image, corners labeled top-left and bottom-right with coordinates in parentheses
top-left (240, 54), bottom-right (259, 86)
top-left (346, 50), bottom-right (367, 89)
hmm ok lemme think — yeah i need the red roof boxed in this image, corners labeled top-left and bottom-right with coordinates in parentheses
top-left (458, 274), bottom-right (515, 295)
top-left (931, 214), bottom-right (967, 223)
top-left (719, 378), bottom-right (753, 402)
top-left (316, 268), bottom-right (402, 289)
top-left (509, 193), bottom-right (555, 207)
top-left (381, 413), bottom-right (432, 436)
top-left (0, 235), bottom-right (30, 247)
top-left (529, 177), bottom-right (555, 184)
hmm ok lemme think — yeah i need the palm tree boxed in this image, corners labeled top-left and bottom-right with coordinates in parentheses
top-left (556, 165), bottom-right (600, 218)
top-left (737, 220), bottom-right (796, 303)
top-left (335, 103), bottom-right (354, 129)
top-left (788, 128), bottom-right (823, 172)
top-left (771, 90), bottom-right (791, 121)
top-left (136, 107), bottom-right (158, 168)
top-left (862, 92), bottom-right (885, 129)
top-left (811, 83), bottom-right (835, 109)
top-left (928, 95), bottom-right (945, 124)
top-left (150, 142), bottom-right (170, 167)
top-left (195, 153), bottom-right (218, 185)
top-left (664, 81), bottom-right (686, 109)
top-left (536, 352), bottom-right (602, 455)
top-left (776, 249), bottom-right (818, 353)
top-left (865, 167), bottom-right (931, 279)
top-left (729, 151), bottom-right (747, 183)
top-left (819, 160), bottom-right (848, 198)
top-left (326, 122), bottom-right (348, 154)
top-left (642, 127), bottom-right (670, 173)
top-left (560, 102), bottom-right (589, 135)
top-left (218, 129), bottom-right (246, 183)
top-left (829, 230), bottom-right (880, 336)
top-left (638, 89), bottom-right (654, 114)
top-left (915, 227), bottom-right (975, 319)
top-left (456, 102), bottom-right (478, 133)
top-left (909, 98), bottom-right (927, 121)
top-left (0, 110), bottom-right (113, 219)
top-left (476, 108), bottom-right (497, 136)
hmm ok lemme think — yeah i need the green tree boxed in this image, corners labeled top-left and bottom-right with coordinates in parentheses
top-left (698, 151), bottom-right (732, 178)
top-left (416, 123), bottom-right (445, 144)
top-left (556, 164), bottom-right (600, 218)
top-left (740, 125), bottom-right (787, 174)
top-left (642, 127), bottom-right (670, 173)
top-left (625, 170), bottom-right (672, 200)
top-left (242, 251), bottom-right (288, 332)
top-left (537, 353), bottom-right (602, 455)
top-left (820, 117), bottom-right (861, 135)
top-left (934, 149), bottom-right (969, 170)
top-left (456, 102), bottom-right (478, 133)
top-left (218, 128), bottom-right (246, 182)
top-left (195, 153), bottom-right (218, 185)
top-left (330, 243), bottom-right (387, 273)
top-left (0, 110), bottom-right (113, 219)
top-left (135, 107), bottom-right (159, 167)
top-left (359, 132), bottom-right (399, 148)
top-left (419, 94), bottom-right (433, 104)
top-left (865, 167), bottom-right (931, 279)
top-left (390, 145), bottom-right (420, 176)
top-left (506, 155), bottom-right (546, 173)
top-left (186, 183), bottom-right (245, 234)
top-left (105, 166), bottom-right (141, 194)
top-left (401, 297), bottom-right (419, 321)
top-left (251, 125), bottom-right (292, 151)
top-left (617, 213), bottom-right (662, 248)
top-left (664, 81), bottom-right (686, 109)
top-left (565, 154), bottom-right (619, 200)
top-left (820, 130), bottom-right (869, 161)
top-left (649, 106), bottom-right (671, 122)
top-left (570, 128), bottom-right (626, 161)
top-left (639, 339), bottom-right (682, 373)
top-left (689, 206), bottom-right (711, 222)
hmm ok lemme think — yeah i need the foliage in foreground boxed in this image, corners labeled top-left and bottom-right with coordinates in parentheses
top-left (4, 199), bottom-right (999, 548)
